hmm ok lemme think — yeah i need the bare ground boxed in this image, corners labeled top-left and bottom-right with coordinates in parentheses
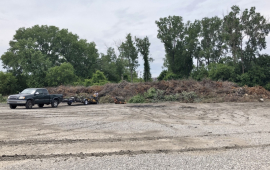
top-left (1, 101), bottom-right (270, 169)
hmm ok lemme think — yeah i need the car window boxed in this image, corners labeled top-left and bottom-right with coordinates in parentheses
top-left (21, 89), bottom-right (36, 94)
top-left (36, 89), bottom-right (43, 95)
top-left (42, 89), bottom-right (48, 95)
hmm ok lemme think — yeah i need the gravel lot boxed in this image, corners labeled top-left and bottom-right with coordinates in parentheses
top-left (1, 101), bottom-right (270, 169)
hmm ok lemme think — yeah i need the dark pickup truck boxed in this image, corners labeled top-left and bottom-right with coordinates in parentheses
top-left (7, 88), bottom-right (63, 109)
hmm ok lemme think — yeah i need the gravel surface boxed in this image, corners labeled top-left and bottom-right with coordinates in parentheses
top-left (0, 102), bottom-right (270, 169)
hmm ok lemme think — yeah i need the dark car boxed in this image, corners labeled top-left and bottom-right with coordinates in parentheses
top-left (7, 88), bottom-right (63, 109)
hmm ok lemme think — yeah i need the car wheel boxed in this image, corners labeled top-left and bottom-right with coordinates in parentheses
top-left (84, 100), bottom-right (88, 105)
top-left (51, 99), bottom-right (58, 108)
top-left (9, 104), bottom-right (17, 109)
top-left (38, 104), bottom-right (44, 108)
top-left (26, 100), bottom-right (33, 109)
top-left (68, 101), bottom-right (72, 105)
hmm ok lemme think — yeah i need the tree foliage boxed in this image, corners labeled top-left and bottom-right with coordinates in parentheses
top-left (46, 62), bottom-right (77, 87)
top-left (135, 36), bottom-right (153, 82)
top-left (156, 16), bottom-right (200, 78)
top-left (119, 33), bottom-right (139, 82)
top-left (0, 72), bottom-right (17, 95)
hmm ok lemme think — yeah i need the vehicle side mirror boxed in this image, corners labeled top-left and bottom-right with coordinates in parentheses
top-left (35, 92), bottom-right (39, 95)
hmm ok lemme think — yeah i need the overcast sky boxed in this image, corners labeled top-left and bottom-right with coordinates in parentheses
top-left (0, 0), bottom-right (270, 77)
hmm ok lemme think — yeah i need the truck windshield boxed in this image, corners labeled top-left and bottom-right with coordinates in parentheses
top-left (21, 89), bottom-right (36, 94)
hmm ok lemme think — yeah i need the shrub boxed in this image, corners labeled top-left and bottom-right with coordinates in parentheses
top-left (157, 70), bottom-right (168, 81)
top-left (164, 94), bottom-right (180, 101)
top-left (264, 83), bottom-right (270, 91)
top-left (164, 72), bottom-right (179, 80)
top-left (208, 63), bottom-right (236, 81)
top-left (128, 94), bottom-right (145, 103)
top-left (0, 94), bottom-right (7, 103)
top-left (46, 62), bottom-right (77, 86)
top-left (0, 71), bottom-right (17, 95)
top-left (181, 91), bottom-right (198, 103)
top-left (191, 65), bottom-right (209, 81)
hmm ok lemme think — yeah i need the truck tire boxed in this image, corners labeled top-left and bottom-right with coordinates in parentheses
top-left (68, 101), bottom-right (72, 105)
top-left (84, 100), bottom-right (88, 105)
top-left (51, 99), bottom-right (58, 108)
top-left (9, 104), bottom-right (17, 109)
top-left (26, 100), bottom-right (33, 109)
top-left (38, 104), bottom-right (44, 108)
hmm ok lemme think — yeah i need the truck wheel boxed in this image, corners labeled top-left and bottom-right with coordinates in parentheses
top-left (26, 100), bottom-right (33, 109)
top-left (51, 99), bottom-right (58, 108)
top-left (84, 100), bottom-right (88, 105)
top-left (68, 101), bottom-right (72, 105)
top-left (38, 104), bottom-right (44, 108)
top-left (9, 104), bottom-right (17, 109)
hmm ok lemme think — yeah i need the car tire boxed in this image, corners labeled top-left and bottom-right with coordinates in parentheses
top-left (10, 104), bottom-right (17, 109)
top-left (38, 104), bottom-right (44, 108)
top-left (26, 100), bottom-right (33, 109)
top-left (51, 99), bottom-right (58, 108)
top-left (68, 101), bottom-right (72, 105)
top-left (84, 100), bottom-right (88, 105)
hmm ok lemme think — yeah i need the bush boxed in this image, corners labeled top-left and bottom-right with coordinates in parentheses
top-left (157, 70), bottom-right (168, 81)
top-left (208, 63), bottom-right (235, 81)
top-left (164, 94), bottom-right (180, 101)
top-left (0, 94), bottom-right (7, 103)
top-left (164, 72), bottom-right (179, 80)
top-left (128, 94), bottom-right (145, 103)
top-left (264, 83), bottom-right (270, 91)
top-left (191, 65), bottom-right (209, 81)
top-left (0, 71), bottom-right (17, 95)
top-left (180, 91), bottom-right (198, 103)
top-left (46, 63), bottom-right (77, 86)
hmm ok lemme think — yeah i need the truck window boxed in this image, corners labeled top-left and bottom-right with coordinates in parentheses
top-left (36, 89), bottom-right (43, 95)
top-left (42, 89), bottom-right (49, 95)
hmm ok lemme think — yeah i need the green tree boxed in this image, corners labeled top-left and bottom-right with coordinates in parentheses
top-left (2, 38), bottom-right (52, 87)
top-left (208, 63), bottom-right (236, 81)
top-left (45, 62), bottom-right (77, 86)
top-left (157, 70), bottom-right (168, 81)
top-left (119, 33), bottom-right (139, 82)
top-left (199, 17), bottom-right (225, 66)
top-left (135, 36), bottom-right (153, 82)
top-left (100, 47), bottom-right (120, 82)
top-left (0, 72), bottom-right (17, 95)
top-left (1, 25), bottom-right (99, 82)
top-left (91, 70), bottom-right (108, 85)
top-left (223, 6), bottom-right (270, 73)
top-left (156, 16), bottom-right (200, 78)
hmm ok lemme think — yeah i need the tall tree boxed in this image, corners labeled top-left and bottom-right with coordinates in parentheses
top-left (1, 25), bottom-right (99, 81)
top-left (119, 33), bottom-right (139, 82)
top-left (223, 6), bottom-right (270, 73)
top-left (199, 16), bottom-right (225, 66)
top-left (135, 36), bottom-right (153, 82)
top-left (156, 16), bottom-right (200, 77)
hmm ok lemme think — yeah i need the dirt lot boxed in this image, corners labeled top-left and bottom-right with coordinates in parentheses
top-left (1, 102), bottom-right (270, 169)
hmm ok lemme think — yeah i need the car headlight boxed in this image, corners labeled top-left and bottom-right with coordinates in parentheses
top-left (19, 96), bottom-right (25, 99)
top-left (8, 96), bottom-right (10, 99)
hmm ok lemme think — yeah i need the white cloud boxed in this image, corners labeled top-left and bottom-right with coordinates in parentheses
top-left (0, 0), bottom-right (270, 76)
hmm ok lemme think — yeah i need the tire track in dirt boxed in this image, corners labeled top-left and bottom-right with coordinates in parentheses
top-left (1, 130), bottom-right (270, 145)
top-left (1, 143), bottom-right (270, 161)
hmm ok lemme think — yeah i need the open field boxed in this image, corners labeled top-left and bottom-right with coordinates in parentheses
top-left (1, 102), bottom-right (270, 169)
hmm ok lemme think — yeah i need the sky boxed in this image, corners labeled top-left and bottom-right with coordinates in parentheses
top-left (0, 0), bottom-right (270, 77)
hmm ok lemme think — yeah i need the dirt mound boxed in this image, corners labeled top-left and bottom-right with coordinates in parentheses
top-left (46, 80), bottom-right (270, 103)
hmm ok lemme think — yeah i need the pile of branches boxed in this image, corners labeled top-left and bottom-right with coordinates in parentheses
top-left (46, 79), bottom-right (270, 102)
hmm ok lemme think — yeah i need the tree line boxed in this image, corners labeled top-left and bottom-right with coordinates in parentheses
top-left (1, 5), bottom-right (270, 95)
top-left (156, 5), bottom-right (270, 90)
top-left (0, 26), bottom-right (152, 95)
